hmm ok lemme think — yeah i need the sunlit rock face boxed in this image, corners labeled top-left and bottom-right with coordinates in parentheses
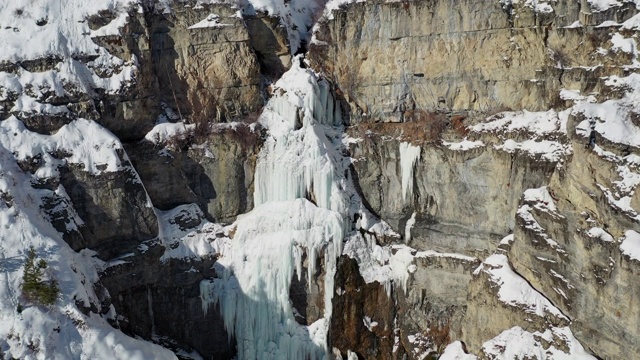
top-left (2, 0), bottom-right (640, 359)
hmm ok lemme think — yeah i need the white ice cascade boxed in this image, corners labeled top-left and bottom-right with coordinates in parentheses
top-left (399, 141), bottom-right (421, 202)
top-left (200, 57), bottom-right (351, 360)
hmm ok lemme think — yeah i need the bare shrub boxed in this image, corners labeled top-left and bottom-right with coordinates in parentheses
top-left (351, 110), bottom-right (448, 144)
top-left (403, 110), bottom-right (448, 142)
top-left (211, 122), bottom-right (264, 150)
top-left (164, 129), bottom-right (192, 152)
top-left (484, 104), bottom-right (513, 117)
top-left (587, 30), bottom-right (611, 47)
top-left (549, 93), bottom-right (568, 110)
top-left (450, 115), bottom-right (469, 137)
top-left (188, 90), bottom-right (218, 143)
top-left (548, 47), bottom-right (571, 68)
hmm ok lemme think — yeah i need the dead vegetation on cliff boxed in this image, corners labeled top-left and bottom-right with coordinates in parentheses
top-left (161, 93), bottom-right (264, 152)
top-left (347, 110), bottom-right (470, 145)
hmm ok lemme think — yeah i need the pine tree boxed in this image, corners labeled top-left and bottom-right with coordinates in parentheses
top-left (21, 247), bottom-right (41, 302)
top-left (21, 246), bottom-right (59, 306)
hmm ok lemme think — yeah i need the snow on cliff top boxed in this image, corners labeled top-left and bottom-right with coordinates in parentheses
top-left (161, 0), bottom-right (321, 54)
top-left (0, 0), bottom-right (136, 63)
top-left (620, 230), bottom-right (640, 262)
top-left (0, 0), bottom-right (138, 121)
top-left (575, 74), bottom-right (640, 148)
top-left (469, 108), bottom-right (571, 163)
top-left (0, 116), bottom-right (125, 175)
top-left (589, 0), bottom-right (640, 12)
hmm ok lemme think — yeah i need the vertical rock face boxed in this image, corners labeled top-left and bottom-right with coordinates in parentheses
top-left (58, 158), bottom-right (159, 260)
top-left (503, 136), bottom-right (640, 358)
top-left (4, 0), bottom-right (640, 359)
top-left (126, 124), bottom-right (263, 223)
top-left (349, 135), bottom-right (556, 255)
top-left (99, 239), bottom-right (235, 359)
top-left (142, 4), bottom-right (265, 124)
top-left (309, 0), bottom-right (636, 122)
top-left (310, 0), bottom-right (640, 359)
top-left (331, 256), bottom-right (398, 360)
top-left (12, 2), bottom-right (291, 140)
top-left (396, 254), bottom-right (481, 357)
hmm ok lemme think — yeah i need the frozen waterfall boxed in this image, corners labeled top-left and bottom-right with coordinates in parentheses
top-left (200, 57), bottom-right (351, 359)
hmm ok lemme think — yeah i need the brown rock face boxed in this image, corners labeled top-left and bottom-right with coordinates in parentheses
top-left (348, 132), bottom-right (556, 255)
top-left (9, 2), bottom-right (292, 140)
top-left (143, 5), bottom-right (265, 125)
top-left (331, 256), bottom-right (401, 359)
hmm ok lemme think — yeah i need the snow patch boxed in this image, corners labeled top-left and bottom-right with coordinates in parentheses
top-left (472, 110), bottom-right (562, 136)
top-left (476, 254), bottom-right (567, 319)
top-left (404, 212), bottom-right (417, 243)
top-left (523, 186), bottom-right (558, 213)
top-left (495, 139), bottom-right (570, 162)
top-left (440, 341), bottom-right (478, 360)
top-left (0, 116), bottom-right (124, 175)
top-left (482, 326), bottom-right (595, 360)
top-left (620, 230), bottom-right (640, 262)
top-left (442, 139), bottom-right (485, 151)
top-left (586, 227), bottom-right (615, 243)
top-left (188, 14), bottom-right (233, 29)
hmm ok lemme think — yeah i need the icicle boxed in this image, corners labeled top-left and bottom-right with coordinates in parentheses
top-left (404, 212), bottom-right (417, 243)
top-left (399, 142), bottom-right (421, 202)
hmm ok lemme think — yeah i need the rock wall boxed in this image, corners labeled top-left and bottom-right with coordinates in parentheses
top-left (310, 0), bottom-right (637, 123)
top-left (99, 236), bottom-right (234, 359)
top-left (317, 0), bottom-right (640, 358)
top-left (349, 134), bottom-right (556, 256)
top-left (5, 0), bottom-right (640, 358)
top-left (126, 124), bottom-right (263, 223)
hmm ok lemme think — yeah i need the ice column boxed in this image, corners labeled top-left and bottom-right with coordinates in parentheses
top-left (399, 142), bottom-right (421, 202)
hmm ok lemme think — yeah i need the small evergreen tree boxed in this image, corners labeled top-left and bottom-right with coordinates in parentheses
top-left (21, 246), bottom-right (59, 306)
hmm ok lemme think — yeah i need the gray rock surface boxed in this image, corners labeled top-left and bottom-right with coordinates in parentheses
top-left (310, 0), bottom-right (637, 123)
top-left (126, 123), bottom-right (262, 223)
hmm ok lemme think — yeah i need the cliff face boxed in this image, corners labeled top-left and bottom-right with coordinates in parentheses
top-left (1, 0), bottom-right (640, 359)
top-left (309, 0), bottom-right (640, 359)
top-left (309, 0), bottom-right (636, 122)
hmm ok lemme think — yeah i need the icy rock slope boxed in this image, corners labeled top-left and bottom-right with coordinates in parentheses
top-left (0, 0), bottom-right (139, 124)
top-left (0, 120), bottom-right (172, 358)
top-left (0, 2), bottom-right (176, 357)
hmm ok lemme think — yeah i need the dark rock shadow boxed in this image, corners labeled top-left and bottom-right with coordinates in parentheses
top-left (100, 242), bottom-right (236, 359)
top-left (0, 256), bottom-right (24, 273)
top-left (57, 163), bottom-right (157, 260)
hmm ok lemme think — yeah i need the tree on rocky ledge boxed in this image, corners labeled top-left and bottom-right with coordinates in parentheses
top-left (21, 246), bottom-right (59, 306)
